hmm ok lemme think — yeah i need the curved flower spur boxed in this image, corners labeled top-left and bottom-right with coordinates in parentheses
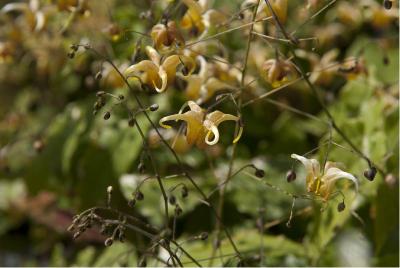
top-left (291, 154), bottom-right (358, 201)
top-left (124, 46), bottom-right (195, 93)
top-left (159, 101), bottom-right (243, 149)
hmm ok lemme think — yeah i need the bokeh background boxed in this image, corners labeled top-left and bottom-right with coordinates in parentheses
top-left (0, 0), bottom-right (398, 266)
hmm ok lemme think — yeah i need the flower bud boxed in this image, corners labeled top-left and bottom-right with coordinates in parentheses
top-left (128, 199), bottom-right (136, 207)
top-left (181, 186), bottom-right (188, 198)
top-left (103, 111), bottom-right (111, 120)
top-left (104, 237), bottom-right (114, 247)
top-left (128, 118), bottom-right (136, 127)
top-left (286, 170), bottom-right (296, 182)
top-left (168, 195), bottom-right (176, 205)
top-left (135, 190), bottom-right (144, 201)
top-left (255, 168), bottom-right (265, 178)
top-left (337, 201), bottom-right (346, 212)
top-left (118, 94), bottom-right (125, 100)
top-left (149, 104), bottom-right (159, 112)
top-left (383, 0), bottom-right (392, 9)
top-left (199, 232), bottom-right (208, 240)
top-left (70, 44), bottom-right (79, 51)
top-left (67, 52), bottom-right (75, 59)
top-left (363, 167), bottom-right (377, 181)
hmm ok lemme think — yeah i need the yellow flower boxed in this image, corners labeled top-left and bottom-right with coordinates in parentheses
top-left (2, 0), bottom-right (46, 32)
top-left (291, 154), bottom-right (358, 200)
top-left (262, 58), bottom-right (298, 88)
top-left (151, 21), bottom-right (185, 51)
top-left (179, 56), bottom-right (235, 101)
top-left (180, 0), bottom-right (224, 37)
top-left (159, 101), bottom-right (242, 148)
top-left (124, 46), bottom-right (195, 93)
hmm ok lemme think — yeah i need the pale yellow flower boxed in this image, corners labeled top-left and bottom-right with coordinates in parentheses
top-left (291, 154), bottom-right (358, 200)
top-left (159, 101), bottom-right (242, 148)
top-left (150, 21), bottom-right (184, 51)
top-left (262, 58), bottom-right (298, 88)
top-left (124, 46), bottom-right (195, 93)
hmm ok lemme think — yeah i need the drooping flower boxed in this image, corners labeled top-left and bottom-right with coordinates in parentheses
top-left (291, 154), bottom-right (358, 200)
top-left (262, 58), bottom-right (298, 88)
top-left (2, 0), bottom-right (46, 32)
top-left (124, 46), bottom-right (195, 93)
top-left (151, 21), bottom-right (185, 51)
top-left (179, 56), bottom-right (235, 101)
top-left (159, 101), bottom-right (242, 148)
top-left (180, 0), bottom-right (225, 37)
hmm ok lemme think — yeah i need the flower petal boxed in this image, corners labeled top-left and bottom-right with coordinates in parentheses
top-left (291, 154), bottom-right (321, 190)
top-left (159, 114), bottom-right (190, 129)
top-left (205, 124), bottom-right (219, 145)
top-left (145, 46), bottom-right (161, 66)
top-left (323, 167), bottom-right (359, 193)
top-left (154, 66), bottom-right (168, 93)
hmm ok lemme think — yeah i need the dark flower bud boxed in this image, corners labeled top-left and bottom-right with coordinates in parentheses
top-left (67, 52), bottom-right (75, 59)
top-left (363, 167), bottom-right (377, 181)
top-left (383, 0), bottom-right (392, 9)
top-left (149, 104), bottom-right (159, 112)
top-left (138, 162), bottom-right (145, 173)
top-left (337, 201), bottom-right (346, 212)
top-left (168, 195), bottom-right (176, 205)
top-left (104, 237), bottom-right (114, 247)
top-left (118, 94), bottom-right (125, 100)
top-left (128, 118), bottom-right (136, 127)
top-left (181, 186), bottom-right (188, 198)
top-left (286, 170), bottom-right (296, 183)
top-left (199, 232), bottom-right (208, 240)
top-left (103, 111), bottom-right (111, 120)
top-left (70, 44), bottom-right (79, 51)
top-left (135, 190), bottom-right (144, 201)
top-left (238, 12), bottom-right (244, 20)
top-left (128, 199), bottom-right (136, 207)
top-left (255, 168), bottom-right (265, 178)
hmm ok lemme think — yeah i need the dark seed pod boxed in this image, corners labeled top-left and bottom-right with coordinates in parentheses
top-left (181, 186), bottom-right (188, 198)
top-left (149, 104), bottom-right (159, 112)
top-left (238, 12), bottom-right (244, 20)
top-left (286, 170), bottom-right (297, 182)
top-left (118, 94), bottom-right (125, 100)
top-left (95, 72), bottom-right (102, 80)
top-left (168, 195), bottom-right (176, 205)
top-left (255, 168), bottom-right (265, 178)
top-left (135, 190), bottom-right (144, 201)
top-left (383, 0), bottom-right (392, 9)
top-left (128, 118), bottom-right (136, 127)
top-left (103, 111), bottom-right (111, 120)
top-left (199, 232), bottom-right (208, 240)
top-left (337, 201), bottom-right (346, 212)
top-left (138, 258), bottom-right (147, 267)
top-left (138, 162), bottom-right (145, 173)
top-left (104, 237), bottom-right (114, 247)
top-left (363, 167), bottom-right (377, 181)
top-left (128, 199), bottom-right (136, 207)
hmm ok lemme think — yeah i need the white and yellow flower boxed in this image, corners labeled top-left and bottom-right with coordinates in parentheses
top-left (159, 101), bottom-right (242, 148)
top-left (291, 154), bottom-right (358, 200)
top-left (124, 46), bottom-right (195, 93)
